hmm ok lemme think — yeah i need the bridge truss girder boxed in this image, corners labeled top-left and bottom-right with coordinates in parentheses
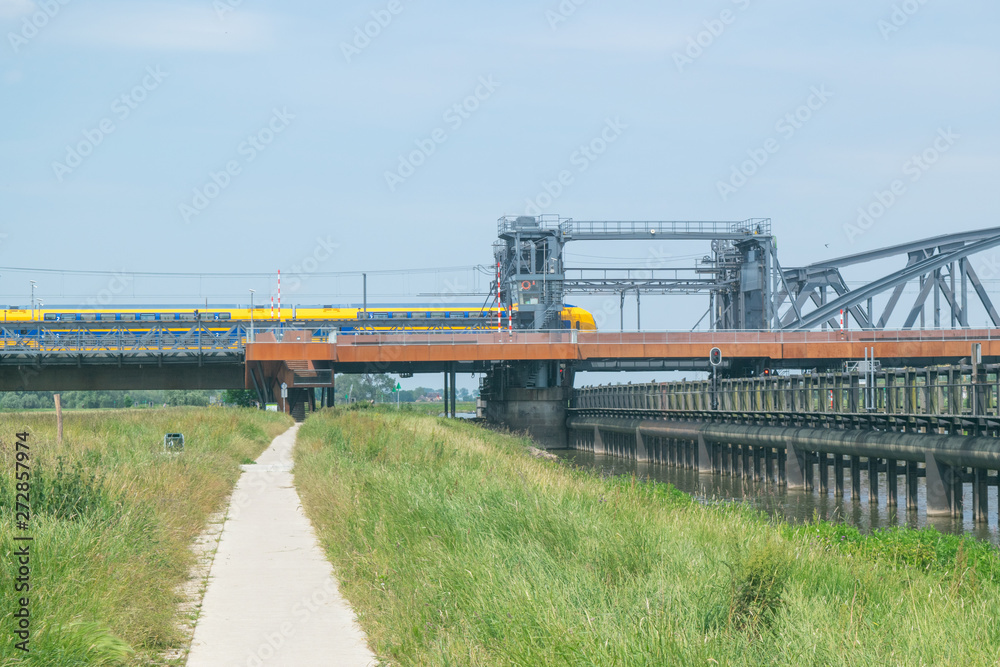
top-left (779, 229), bottom-right (1000, 331)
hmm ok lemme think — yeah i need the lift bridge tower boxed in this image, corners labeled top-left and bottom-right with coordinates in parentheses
top-left (492, 215), bottom-right (778, 333)
top-left (485, 215), bottom-right (777, 445)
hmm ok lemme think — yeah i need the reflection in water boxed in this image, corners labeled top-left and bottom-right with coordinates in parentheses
top-left (554, 449), bottom-right (1000, 546)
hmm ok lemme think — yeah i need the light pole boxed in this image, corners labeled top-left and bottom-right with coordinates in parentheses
top-left (249, 289), bottom-right (255, 343)
top-left (29, 280), bottom-right (36, 321)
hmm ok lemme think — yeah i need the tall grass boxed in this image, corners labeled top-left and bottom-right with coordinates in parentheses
top-left (0, 407), bottom-right (292, 666)
top-left (295, 409), bottom-right (1000, 666)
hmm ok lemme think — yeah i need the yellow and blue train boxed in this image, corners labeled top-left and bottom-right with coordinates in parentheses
top-left (0, 304), bottom-right (598, 330)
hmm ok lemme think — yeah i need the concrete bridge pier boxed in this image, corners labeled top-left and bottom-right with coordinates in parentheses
top-left (924, 453), bottom-right (954, 516)
top-left (485, 386), bottom-right (571, 448)
top-left (483, 362), bottom-right (572, 449)
top-left (784, 444), bottom-right (807, 489)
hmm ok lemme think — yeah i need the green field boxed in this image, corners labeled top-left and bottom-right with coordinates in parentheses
top-left (0, 407), bottom-right (292, 666)
top-left (295, 409), bottom-right (1000, 666)
top-left (388, 401), bottom-right (477, 415)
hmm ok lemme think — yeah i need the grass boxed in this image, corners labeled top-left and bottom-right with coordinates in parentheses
top-left (0, 407), bottom-right (293, 666)
top-left (356, 401), bottom-right (477, 416)
top-left (294, 409), bottom-right (1000, 666)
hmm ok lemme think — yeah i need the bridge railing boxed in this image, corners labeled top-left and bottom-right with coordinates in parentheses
top-left (0, 323), bottom-right (249, 356)
top-left (573, 363), bottom-right (1000, 419)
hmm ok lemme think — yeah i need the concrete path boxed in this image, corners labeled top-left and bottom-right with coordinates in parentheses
top-left (187, 424), bottom-right (376, 667)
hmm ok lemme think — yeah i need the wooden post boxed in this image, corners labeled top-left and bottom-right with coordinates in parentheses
top-left (55, 393), bottom-right (63, 445)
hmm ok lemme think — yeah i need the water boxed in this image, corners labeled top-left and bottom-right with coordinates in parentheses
top-left (554, 449), bottom-right (1000, 546)
top-left (438, 412), bottom-right (477, 419)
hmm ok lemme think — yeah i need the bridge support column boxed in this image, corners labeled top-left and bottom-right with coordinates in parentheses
top-left (785, 444), bottom-right (807, 489)
top-left (450, 368), bottom-right (457, 418)
top-left (834, 455), bottom-right (844, 497)
top-left (818, 453), bottom-right (829, 494)
top-left (443, 371), bottom-right (450, 418)
top-left (925, 453), bottom-right (953, 516)
top-left (697, 434), bottom-right (713, 474)
top-left (485, 386), bottom-right (569, 449)
top-left (593, 426), bottom-right (604, 454)
top-left (634, 429), bottom-right (648, 462)
top-left (868, 457), bottom-right (880, 505)
top-left (906, 460), bottom-right (919, 511)
top-left (850, 456), bottom-right (861, 501)
top-left (887, 459), bottom-right (898, 507)
top-left (974, 468), bottom-right (989, 523)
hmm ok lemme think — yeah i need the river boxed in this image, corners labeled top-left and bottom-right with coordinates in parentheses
top-left (554, 449), bottom-right (1000, 546)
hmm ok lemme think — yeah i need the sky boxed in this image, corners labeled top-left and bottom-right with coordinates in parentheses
top-left (1, 0), bottom-right (999, 388)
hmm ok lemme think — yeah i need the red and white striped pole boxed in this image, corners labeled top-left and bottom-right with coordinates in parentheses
top-left (496, 262), bottom-right (502, 333)
top-left (840, 309), bottom-right (844, 330)
top-left (270, 296), bottom-right (274, 320)
top-left (277, 269), bottom-right (281, 321)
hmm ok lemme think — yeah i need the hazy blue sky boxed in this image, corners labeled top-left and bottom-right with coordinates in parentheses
top-left (1, 0), bottom-right (998, 340)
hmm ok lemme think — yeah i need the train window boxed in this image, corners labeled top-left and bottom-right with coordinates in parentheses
top-left (430, 312), bottom-right (447, 318)
top-left (140, 313), bottom-right (157, 321)
top-left (44, 313), bottom-right (58, 321)
top-left (81, 313), bottom-right (97, 321)
top-left (121, 313), bottom-right (136, 321)
top-left (392, 312), bottom-right (409, 319)
top-left (180, 313), bottom-right (196, 321)
top-left (217, 313), bottom-right (231, 320)
top-left (371, 312), bottom-right (389, 319)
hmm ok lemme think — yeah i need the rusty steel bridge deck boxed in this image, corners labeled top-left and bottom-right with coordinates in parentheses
top-left (246, 329), bottom-right (1000, 373)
